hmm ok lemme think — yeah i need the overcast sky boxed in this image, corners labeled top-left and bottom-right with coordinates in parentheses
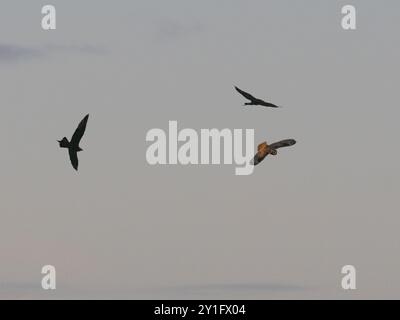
top-left (0, 0), bottom-right (399, 299)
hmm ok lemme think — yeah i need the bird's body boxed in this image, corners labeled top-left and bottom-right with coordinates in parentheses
top-left (252, 139), bottom-right (296, 165)
top-left (235, 86), bottom-right (280, 108)
top-left (58, 114), bottom-right (89, 171)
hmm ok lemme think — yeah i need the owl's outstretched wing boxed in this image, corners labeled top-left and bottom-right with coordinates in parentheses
top-left (269, 139), bottom-right (296, 150)
top-left (251, 142), bottom-right (269, 166)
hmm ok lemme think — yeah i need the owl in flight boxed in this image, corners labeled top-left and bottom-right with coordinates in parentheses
top-left (252, 139), bottom-right (296, 165)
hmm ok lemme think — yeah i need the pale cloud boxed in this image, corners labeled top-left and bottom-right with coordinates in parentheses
top-left (155, 19), bottom-right (204, 42)
top-left (0, 43), bottom-right (105, 63)
top-left (0, 44), bottom-right (40, 62)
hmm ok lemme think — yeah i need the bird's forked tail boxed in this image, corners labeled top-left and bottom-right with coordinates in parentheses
top-left (58, 137), bottom-right (70, 148)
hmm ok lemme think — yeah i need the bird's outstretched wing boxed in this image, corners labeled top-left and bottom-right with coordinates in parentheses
top-left (235, 86), bottom-right (257, 101)
top-left (251, 156), bottom-right (259, 166)
top-left (71, 114), bottom-right (89, 145)
top-left (259, 101), bottom-right (280, 108)
top-left (69, 149), bottom-right (79, 171)
top-left (251, 154), bottom-right (264, 166)
top-left (251, 142), bottom-right (268, 166)
top-left (269, 139), bottom-right (296, 149)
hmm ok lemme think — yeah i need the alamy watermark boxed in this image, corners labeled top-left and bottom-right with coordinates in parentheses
top-left (146, 121), bottom-right (255, 176)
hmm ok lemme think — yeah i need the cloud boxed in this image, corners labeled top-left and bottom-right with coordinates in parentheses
top-left (44, 44), bottom-right (106, 55)
top-left (0, 44), bottom-right (40, 62)
top-left (0, 43), bottom-right (105, 63)
top-left (155, 19), bottom-right (204, 42)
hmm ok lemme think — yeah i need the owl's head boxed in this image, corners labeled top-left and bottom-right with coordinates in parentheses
top-left (270, 149), bottom-right (278, 156)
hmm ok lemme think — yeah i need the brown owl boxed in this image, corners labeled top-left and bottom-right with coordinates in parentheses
top-left (251, 139), bottom-right (296, 165)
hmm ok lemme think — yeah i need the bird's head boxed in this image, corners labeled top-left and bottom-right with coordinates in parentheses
top-left (270, 149), bottom-right (278, 156)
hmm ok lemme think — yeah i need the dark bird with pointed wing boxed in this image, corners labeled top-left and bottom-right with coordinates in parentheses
top-left (251, 139), bottom-right (296, 165)
top-left (58, 114), bottom-right (89, 171)
top-left (235, 86), bottom-right (281, 108)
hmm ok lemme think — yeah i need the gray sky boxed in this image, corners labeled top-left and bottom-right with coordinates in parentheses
top-left (0, 0), bottom-right (399, 299)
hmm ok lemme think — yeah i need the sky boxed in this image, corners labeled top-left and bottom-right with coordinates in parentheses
top-left (0, 0), bottom-right (399, 299)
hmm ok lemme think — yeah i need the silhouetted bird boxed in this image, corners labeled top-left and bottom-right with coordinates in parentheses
top-left (58, 114), bottom-right (89, 171)
top-left (252, 139), bottom-right (296, 165)
top-left (235, 86), bottom-right (281, 108)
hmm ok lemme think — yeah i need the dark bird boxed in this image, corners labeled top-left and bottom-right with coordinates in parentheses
top-left (235, 86), bottom-right (281, 108)
top-left (58, 114), bottom-right (89, 171)
top-left (251, 139), bottom-right (296, 165)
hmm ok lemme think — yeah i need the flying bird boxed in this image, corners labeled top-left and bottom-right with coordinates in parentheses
top-left (251, 139), bottom-right (296, 165)
top-left (58, 114), bottom-right (89, 171)
top-left (235, 86), bottom-right (281, 108)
